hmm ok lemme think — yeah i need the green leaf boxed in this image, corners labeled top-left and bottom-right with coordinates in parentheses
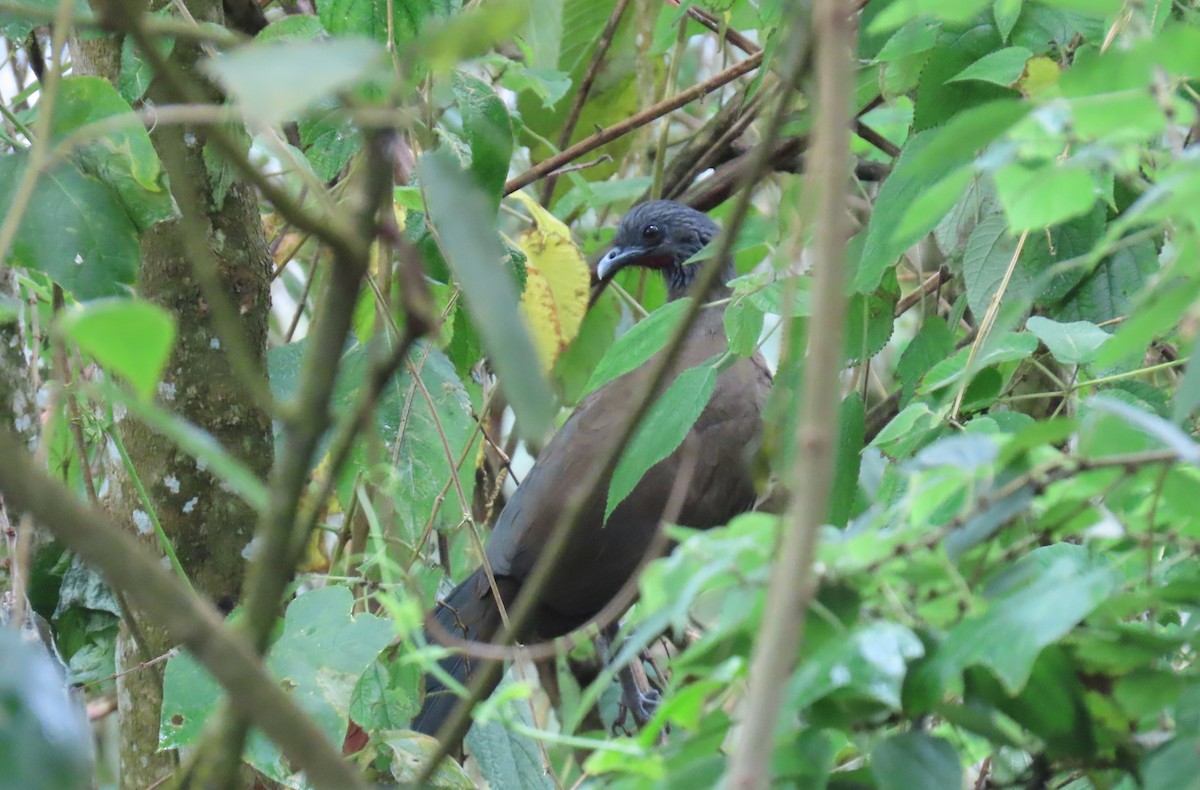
top-left (962, 213), bottom-right (1024, 320)
top-left (160, 586), bottom-right (394, 785)
top-left (1143, 737), bottom-right (1200, 790)
top-left (844, 288), bottom-right (897, 364)
top-left (789, 622), bottom-right (925, 710)
top-left (350, 657), bottom-right (420, 731)
top-left (299, 105), bottom-right (361, 182)
top-left (0, 631), bottom-right (93, 790)
top-left (965, 647), bottom-right (1096, 758)
top-left (920, 332), bottom-right (1038, 393)
top-left (994, 0), bottom-right (1022, 41)
top-left (1048, 237), bottom-right (1157, 325)
top-left (868, 0), bottom-right (991, 32)
top-left (464, 697), bottom-right (556, 790)
top-left (206, 38), bottom-right (387, 127)
top-left (453, 72), bottom-right (514, 207)
top-left (913, 27), bottom-right (1015, 132)
top-left (923, 544), bottom-right (1119, 693)
top-left (724, 297), bottom-right (764, 357)
top-left (0, 154), bottom-right (140, 300)
top-left (994, 162), bottom-right (1099, 231)
top-left (59, 298), bottom-right (176, 401)
top-left (371, 731), bottom-right (475, 788)
top-left (51, 76), bottom-right (174, 232)
top-left (583, 299), bottom-right (690, 396)
top-left (1173, 336), bottom-right (1200, 423)
top-left (269, 338), bottom-right (476, 539)
top-left (828, 394), bottom-right (865, 528)
top-left (948, 46), bottom-right (1032, 86)
top-left (1025, 316), bottom-right (1109, 365)
top-left (871, 733), bottom-right (962, 790)
top-left (606, 362), bottom-right (718, 523)
top-left (856, 101), bottom-right (1027, 293)
top-left (418, 151), bottom-right (554, 437)
top-left (896, 318), bottom-right (954, 404)
top-left (874, 18), bottom-right (941, 62)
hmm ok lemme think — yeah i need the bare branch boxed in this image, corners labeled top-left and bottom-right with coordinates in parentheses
top-left (0, 428), bottom-right (366, 790)
top-left (723, 1), bottom-right (856, 787)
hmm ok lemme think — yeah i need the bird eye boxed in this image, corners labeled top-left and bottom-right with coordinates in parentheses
top-left (641, 223), bottom-right (663, 242)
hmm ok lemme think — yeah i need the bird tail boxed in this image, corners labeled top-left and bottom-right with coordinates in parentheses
top-left (410, 567), bottom-right (511, 736)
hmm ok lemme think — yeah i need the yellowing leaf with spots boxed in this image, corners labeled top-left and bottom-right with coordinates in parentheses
top-left (511, 192), bottom-right (589, 371)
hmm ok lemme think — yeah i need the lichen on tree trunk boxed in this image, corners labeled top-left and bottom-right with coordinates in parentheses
top-left (70, 9), bottom-right (274, 788)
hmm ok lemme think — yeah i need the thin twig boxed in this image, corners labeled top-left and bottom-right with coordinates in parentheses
top-left (894, 265), bottom-right (952, 317)
top-left (540, 0), bottom-right (633, 203)
top-left (506, 50), bottom-right (764, 196)
top-left (670, 0), bottom-right (760, 56)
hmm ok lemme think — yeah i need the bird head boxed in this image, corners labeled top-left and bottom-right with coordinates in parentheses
top-left (596, 200), bottom-right (722, 300)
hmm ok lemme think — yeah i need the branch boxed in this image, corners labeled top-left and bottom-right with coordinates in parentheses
top-left (725, 1), bottom-right (855, 787)
top-left (504, 50), bottom-right (764, 196)
top-left (670, 0), bottom-right (761, 56)
top-left (0, 428), bottom-right (365, 790)
top-left (540, 0), bottom-right (633, 203)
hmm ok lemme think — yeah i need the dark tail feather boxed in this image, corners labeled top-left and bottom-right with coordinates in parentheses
top-left (411, 567), bottom-right (510, 736)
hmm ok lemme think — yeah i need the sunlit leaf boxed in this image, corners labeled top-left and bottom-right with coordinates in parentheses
top-left (59, 298), bottom-right (176, 401)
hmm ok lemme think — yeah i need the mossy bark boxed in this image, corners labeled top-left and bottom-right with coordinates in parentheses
top-left (72, 6), bottom-right (274, 787)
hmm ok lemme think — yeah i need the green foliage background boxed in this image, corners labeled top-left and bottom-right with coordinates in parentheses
top-left (3, 0), bottom-right (1200, 788)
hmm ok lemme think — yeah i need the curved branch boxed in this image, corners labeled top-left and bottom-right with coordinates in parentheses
top-left (0, 428), bottom-right (366, 790)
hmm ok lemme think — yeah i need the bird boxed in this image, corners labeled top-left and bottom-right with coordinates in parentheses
top-left (411, 199), bottom-right (772, 737)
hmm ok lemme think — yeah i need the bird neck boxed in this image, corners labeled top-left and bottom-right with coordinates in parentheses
top-left (664, 259), bottom-right (736, 302)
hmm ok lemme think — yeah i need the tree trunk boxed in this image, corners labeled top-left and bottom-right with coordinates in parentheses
top-left (71, 6), bottom-right (274, 787)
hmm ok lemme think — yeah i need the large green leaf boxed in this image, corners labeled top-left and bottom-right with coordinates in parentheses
top-left (160, 586), bottom-right (394, 785)
top-left (583, 298), bottom-right (690, 396)
top-left (918, 544), bottom-right (1119, 694)
top-left (870, 733), bottom-right (962, 790)
top-left (59, 298), bottom-right (176, 401)
top-left (606, 361), bottom-right (718, 523)
top-left (0, 631), bottom-right (93, 790)
top-left (268, 338), bottom-right (477, 540)
top-left (452, 72), bottom-right (514, 207)
top-left (0, 154), bottom-right (140, 300)
top-left (51, 76), bottom-right (174, 232)
top-left (1025, 316), bottom-right (1109, 365)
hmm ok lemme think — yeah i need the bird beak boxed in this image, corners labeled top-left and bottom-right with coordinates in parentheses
top-left (596, 245), bottom-right (648, 282)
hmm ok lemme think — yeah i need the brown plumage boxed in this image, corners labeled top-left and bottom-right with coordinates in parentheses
top-left (413, 200), bottom-right (771, 735)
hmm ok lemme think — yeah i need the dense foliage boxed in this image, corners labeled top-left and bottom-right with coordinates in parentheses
top-left (2, 0), bottom-right (1200, 788)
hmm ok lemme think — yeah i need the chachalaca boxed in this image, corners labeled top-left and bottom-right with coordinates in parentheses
top-left (412, 200), bottom-right (772, 736)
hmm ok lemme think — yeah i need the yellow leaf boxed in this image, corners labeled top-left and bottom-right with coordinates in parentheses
top-left (510, 192), bottom-right (590, 370)
top-left (1019, 56), bottom-right (1060, 100)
